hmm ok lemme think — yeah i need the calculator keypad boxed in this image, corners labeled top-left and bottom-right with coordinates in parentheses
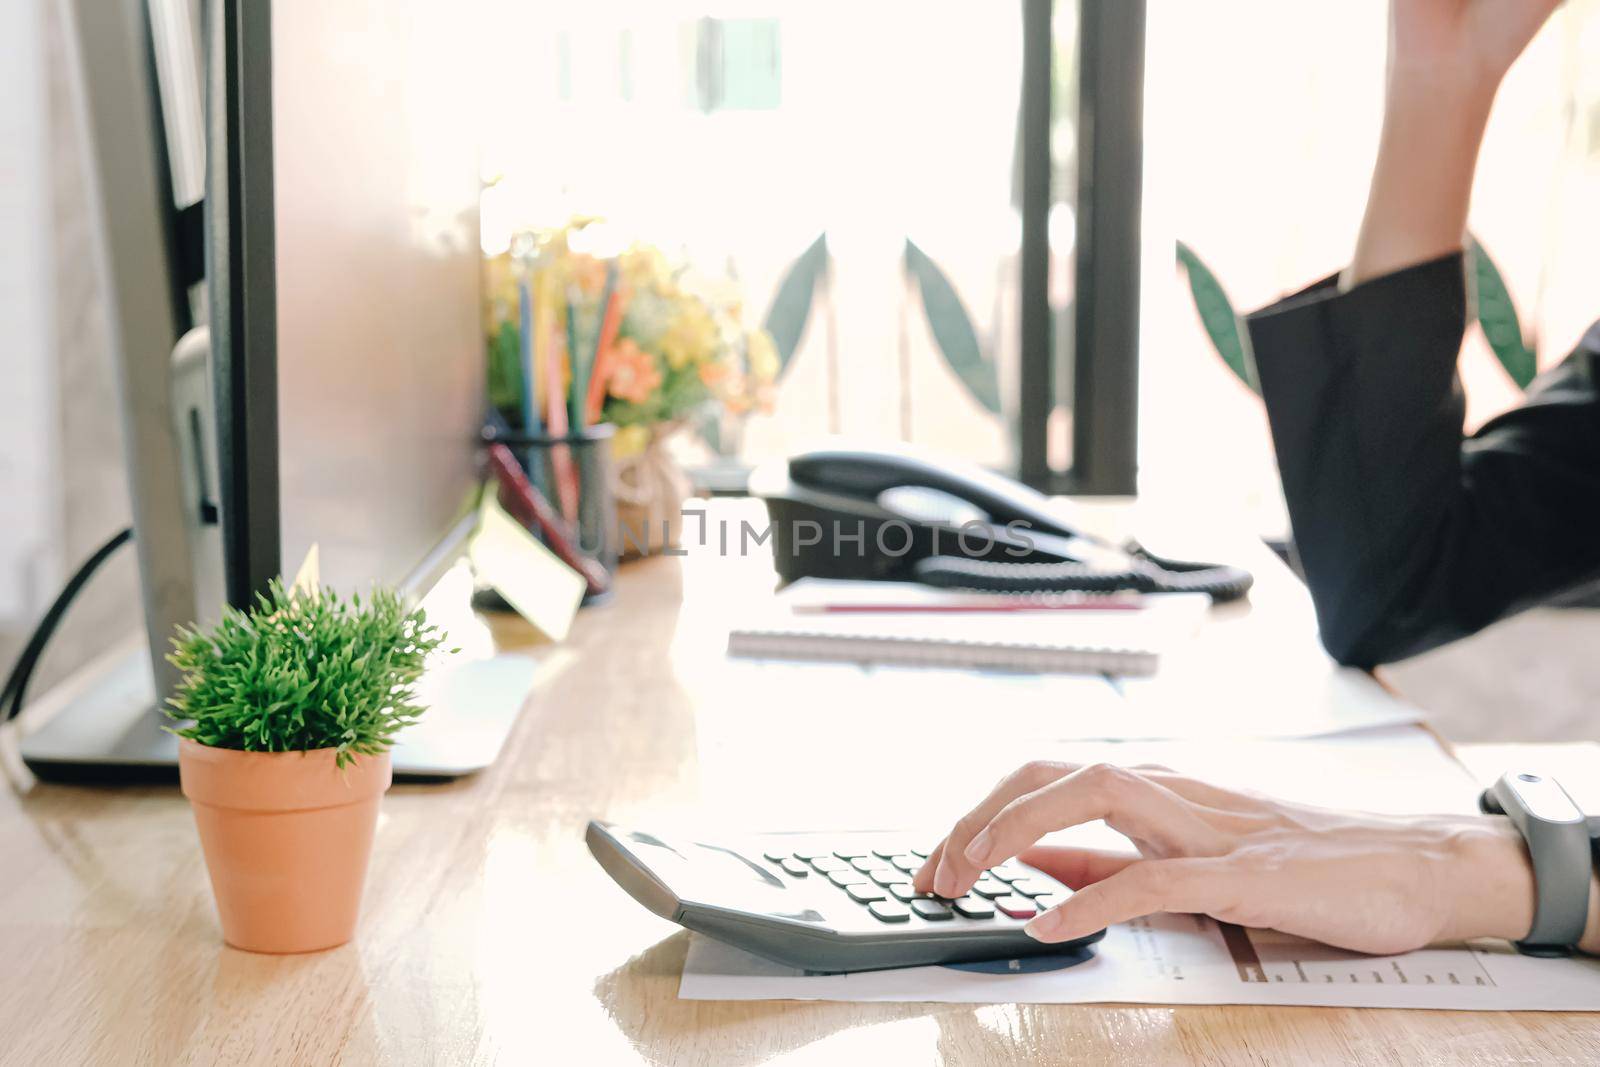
top-left (764, 843), bottom-right (1062, 926)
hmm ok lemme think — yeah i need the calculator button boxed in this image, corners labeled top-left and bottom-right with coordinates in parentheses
top-left (911, 898), bottom-right (954, 921)
top-left (851, 856), bottom-right (890, 872)
top-left (809, 856), bottom-right (849, 873)
top-left (869, 900), bottom-right (911, 923)
top-left (833, 847), bottom-right (871, 859)
top-left (828, 870), bottom-right (869, 888)
top-left (780, 858), bottom-right (810, 878)
top-left (988, 863), bottom-right (1026, 883)
top-left (847, 883), bottom-right (888, 904)
top-left (1034, 894), bottom-right (1063, 910)
top-left (763, 850), bottom-right (790, 863)
top-left (910, 848), bottom-right (929, 858)
top-left (888, 883), bottom-right (929, 902)
top-left (872, 846), bottom-right (905, 859)
top-left (889, 854), bottom-right (921, 873)
top-left (994, 895), bottom-right (1038, 919)
top-left (792, 847), bottom-right (833, 860)
top-left (971, 879), bottom-right (1010, 899)
top-left (1009, 878), bottom-right (1054, 898)
top-left (952, 897), bottom-right (995, 919)
top-left (869, 869), bottom-right (903, 887)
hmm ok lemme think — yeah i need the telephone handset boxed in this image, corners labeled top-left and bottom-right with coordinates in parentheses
top-left (750, 446), bottom-right (1253, 601)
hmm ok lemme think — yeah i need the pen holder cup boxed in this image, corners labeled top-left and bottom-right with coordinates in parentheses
top-left (483, 424), bottom-right (620, 584)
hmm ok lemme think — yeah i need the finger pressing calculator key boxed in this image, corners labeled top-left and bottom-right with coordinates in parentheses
top-left (587, 822), bottom-right (1106, 973)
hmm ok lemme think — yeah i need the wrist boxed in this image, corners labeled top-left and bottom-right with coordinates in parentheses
top-left (1438, 816), bottom-right (1600, 952)
top-left (1437, 817), bottom-right (1536, 943)
top-left (1345, 79), bottom-right (1491, 288)
top-left (1385, 61), bottom-right (1502, 119)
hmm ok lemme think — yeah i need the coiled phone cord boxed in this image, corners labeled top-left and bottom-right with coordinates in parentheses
top-left (912, 542), bottom-right (1255, 603)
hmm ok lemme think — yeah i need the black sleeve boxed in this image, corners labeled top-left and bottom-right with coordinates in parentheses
top-left (1245, 251), bottom-right (1600, 668)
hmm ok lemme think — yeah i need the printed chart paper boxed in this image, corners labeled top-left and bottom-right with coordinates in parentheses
top-left (680, 915), bottom-right (1600, 1011)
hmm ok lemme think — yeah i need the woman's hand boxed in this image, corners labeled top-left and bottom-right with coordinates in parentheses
top-left (912, 760), bottom-right (1597, 956)
top-left (1345, 0), bottom-right (1562, 286)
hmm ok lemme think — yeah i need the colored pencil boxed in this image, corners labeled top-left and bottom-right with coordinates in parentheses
top-left (574, 262), bottom-right (617, 429)
top-left (565, 289), bottom-right (582, 429)
top-left (545, 315), bottom-right (581, 522)
top-left (586, 278), bottom-right (625, 425)
top-left (486, 443), bottom-right (609, 596)
top-left (517, 277), bottom-right (540, 434)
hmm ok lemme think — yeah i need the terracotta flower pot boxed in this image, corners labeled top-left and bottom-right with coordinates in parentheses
top-left (178, 739), bottom-right (392, 954)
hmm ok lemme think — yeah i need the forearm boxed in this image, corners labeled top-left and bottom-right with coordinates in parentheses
top-left (1345, 72), bottom-right (1495, 288)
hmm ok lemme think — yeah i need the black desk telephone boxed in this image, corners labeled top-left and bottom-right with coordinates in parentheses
top-left (749, 447), bottom-right (1253, 601)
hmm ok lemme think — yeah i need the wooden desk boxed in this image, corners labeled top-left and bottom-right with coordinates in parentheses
top-left (3, 500), bottom-right (1598, 1065)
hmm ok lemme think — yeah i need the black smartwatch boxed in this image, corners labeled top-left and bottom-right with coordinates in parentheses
top-left (1479, 772), bottom-right (1594, 957)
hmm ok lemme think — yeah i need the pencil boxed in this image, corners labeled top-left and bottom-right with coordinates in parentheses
top-left (518, 276), bottom-right (539, 434)
top-left (565, 289), bottom-right (583, 429)
top-left (546, 315), bottom-right (580, 522)
top-left (574, 262), bottom-right (617, 429)
top-left (586, 273), bottom-right (625, 425)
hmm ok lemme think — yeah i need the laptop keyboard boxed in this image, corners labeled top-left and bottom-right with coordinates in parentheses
top-left (762, 843), bottom-right (1063, 924)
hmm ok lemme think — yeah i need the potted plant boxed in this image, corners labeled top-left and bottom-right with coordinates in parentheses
top-left (166, 579), bottom-right (448, 954)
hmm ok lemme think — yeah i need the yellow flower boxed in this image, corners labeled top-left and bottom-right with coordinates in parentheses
top-left (605, 338), bottom-right (662, 405)
top-left (611, 423), bottom-right (651, 460)
top-left (619, 243), bottom-right (674, 294)
top-left (562, 253), bottom-right (608, 297)
top-left (481, 252), bottom-right (519, 332)
top-left (746, 328), bottom-right (779, 383)
top-left (658, 300), bottom-right (718, 370)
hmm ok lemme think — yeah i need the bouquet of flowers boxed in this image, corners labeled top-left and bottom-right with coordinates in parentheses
top-left (483, 220), bottom-right (778, 460)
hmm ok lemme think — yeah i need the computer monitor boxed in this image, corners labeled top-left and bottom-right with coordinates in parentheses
top-left (22, 0), bottom-right (534, 780)
top-left (209, 0), bottom-right (483, 604)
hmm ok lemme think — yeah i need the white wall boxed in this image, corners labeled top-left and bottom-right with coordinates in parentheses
top-left (0, 0), bottom-right (61, 625)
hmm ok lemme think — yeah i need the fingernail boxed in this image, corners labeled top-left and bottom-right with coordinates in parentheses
top-left (963, 830), bottom-right (992, 866)
top-left (1024, 910), bottom-right (1063, 941)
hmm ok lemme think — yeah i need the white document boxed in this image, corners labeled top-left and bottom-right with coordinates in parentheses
top-left (678, 729), bottom-right (1600, 1010)
top-left (680, 914), bottom-right (1600, 1011)
top-left (705, 657), bottom-right (1420, 744)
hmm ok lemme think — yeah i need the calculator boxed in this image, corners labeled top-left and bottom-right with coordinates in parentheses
top-left (587, 821), bottom-right (1106, 972)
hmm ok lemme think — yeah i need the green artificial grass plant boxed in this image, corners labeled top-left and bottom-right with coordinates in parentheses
top-left (165, 579), bottom-right (450, 767)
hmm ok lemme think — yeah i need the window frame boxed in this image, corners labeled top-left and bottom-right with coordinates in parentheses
top-left (1019, 0), bottom-right (1145, 496)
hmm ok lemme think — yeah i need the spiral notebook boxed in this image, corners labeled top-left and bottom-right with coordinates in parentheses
top-left (727, 581), bottom-right (1210, 677)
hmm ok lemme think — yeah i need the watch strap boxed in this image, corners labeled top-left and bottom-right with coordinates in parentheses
top-left (1480, 772), bottom-right (1591, 956)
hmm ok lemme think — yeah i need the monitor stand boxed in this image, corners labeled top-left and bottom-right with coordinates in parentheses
top-left (17, 648), bottom-right (539, 783)
top-left (17, 563), bottom-right (542, 783)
